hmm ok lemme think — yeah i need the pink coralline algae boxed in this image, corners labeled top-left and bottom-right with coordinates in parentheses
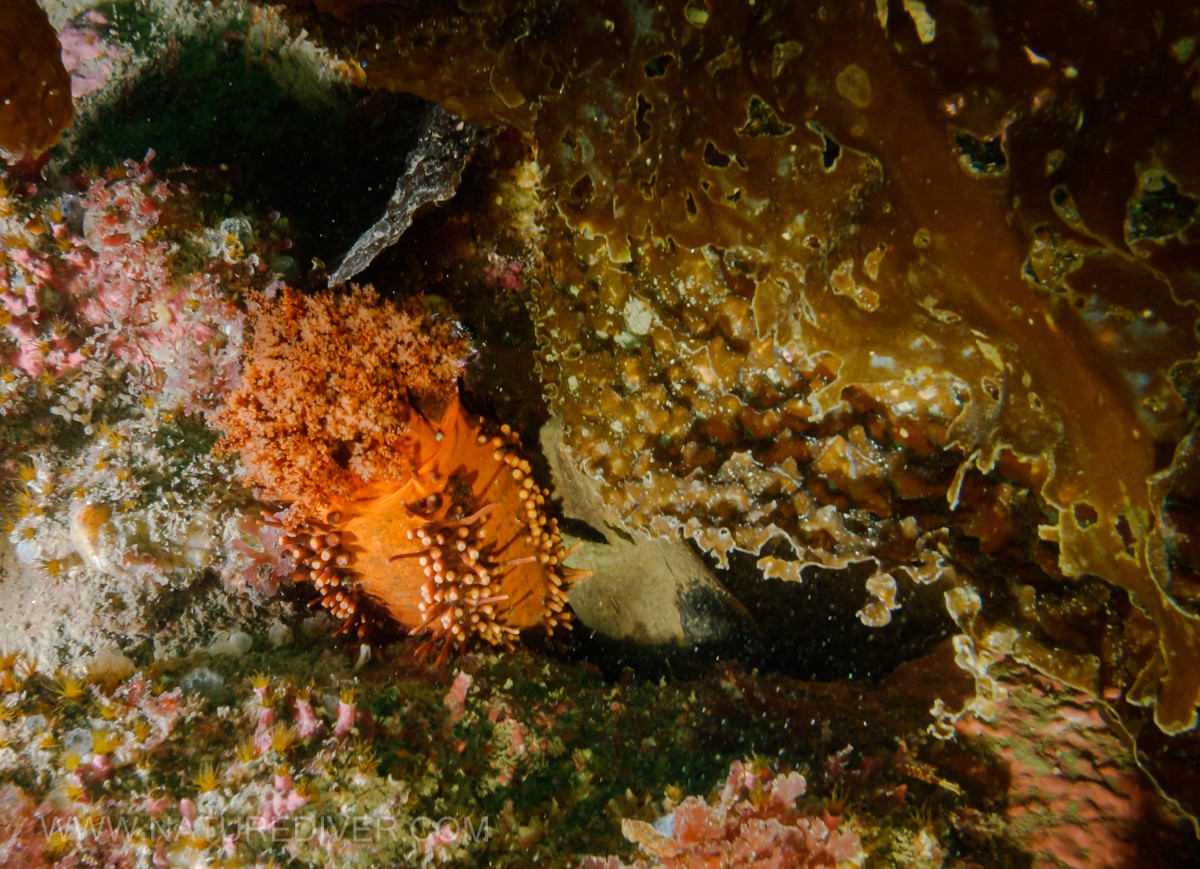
top-left (421, 822), bottom-right (463, 864)
top-left (0, 246), bottom-right (84, 379)
top-left (230, 512), bottom-right (289, 598)
top-left (444, 672), bottom-right (473, 727)
top-left (114, 676), bottom-right (185, 747)
top-left (0, 784), bottom-right (71, 869)
top-left (70, 155), bottom-right (245, 413)
top-left (954, 669), bottom-right (1168, 869)
top-left (0, 662), bottom-right (190, 868)
top-left (483, 256), bottom-right (525, 293)
top-left (2, 151), bottom-right (290, 608)
top-left (57, 11), bottom-right (130, 100)
top-left (1, 151), bottom-right (269, 417)
top-left (598, 759), bottom-right (865, 868)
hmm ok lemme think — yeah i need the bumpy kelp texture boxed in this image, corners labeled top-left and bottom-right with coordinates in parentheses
top-left (275, 0), bottom-right (1200, 804)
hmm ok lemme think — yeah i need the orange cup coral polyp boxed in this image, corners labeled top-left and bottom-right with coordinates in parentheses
top-left (216, 285), bottom-right (582, 656)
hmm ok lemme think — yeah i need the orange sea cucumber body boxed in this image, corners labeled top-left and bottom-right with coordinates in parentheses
top-left (275, 397), bottom-right (580, 657)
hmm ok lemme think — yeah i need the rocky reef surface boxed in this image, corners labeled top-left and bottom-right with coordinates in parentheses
top-left (2, 0), bottom-right (1200, 865)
